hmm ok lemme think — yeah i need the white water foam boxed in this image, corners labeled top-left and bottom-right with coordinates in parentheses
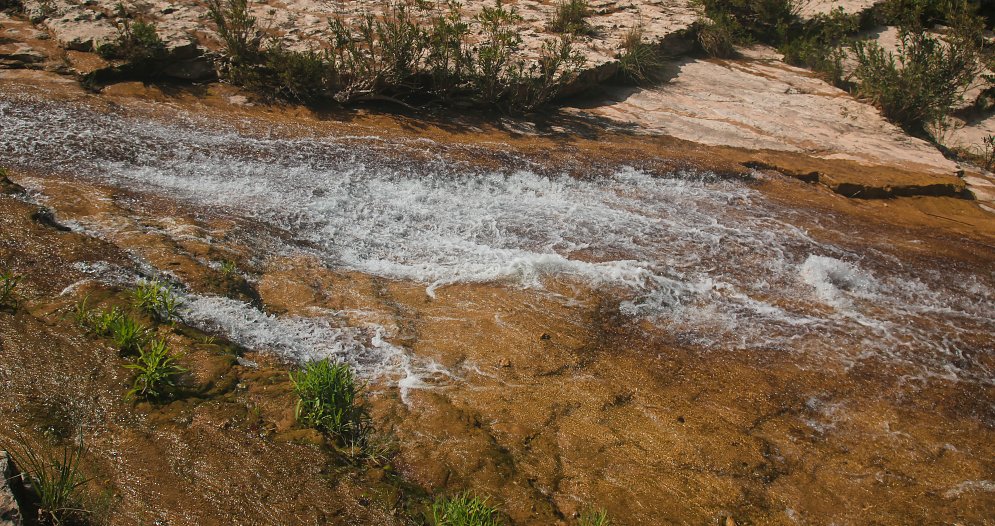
top-left (1, 94), bottom-right (993, 385)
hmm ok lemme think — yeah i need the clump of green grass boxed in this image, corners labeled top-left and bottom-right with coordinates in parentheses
top-left (290, 359), bottom-right (366, 440)
top-left (125, 338), bottom-right (186, 400)
top-left (0, 268), bottom-right (20, 310)
top-left (548, 0), bottom-right (594, 36)
top-left (132, 278), bottom-right (181, 323)
top-left (7, 434), bottom-right (90, 525)
top-left (617, 25), bottom-right (666, 85)
top-left (75, 297), bottom-right (148, 354)
top-left (109, 314), bottom-right (146, 354)
top-left (579, 508), bottom-right (611, 526)
top-left (431, 493), bottom-right (503, 526)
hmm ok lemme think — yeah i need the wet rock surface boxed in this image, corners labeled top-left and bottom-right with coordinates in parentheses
top-left (0, 74), bottom-right (993, 524)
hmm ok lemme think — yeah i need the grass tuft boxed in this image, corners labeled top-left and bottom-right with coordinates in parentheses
top-left (549, 0), bottom-right (594, 36)
top-left (431, 493), bottom-right (503, 526)
top-left (7, 433), bottom-right (90, 525)
top-left (125, 338), bottom-right (186, 400)
top-left (617, 25), bottom-right (666, 85)
top-left (579, 508), bottom-right (611, 526)
top-left (75, 298), bottom-right (149, 354)
top-left (290, 359), bottom-right (365, 440)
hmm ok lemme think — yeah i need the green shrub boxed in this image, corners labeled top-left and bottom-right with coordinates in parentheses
top-left (0, 268), bottom-right (20, 310)
top-left (97, 20), bottom-right (166, 69)
top-left (0, 0), bottom-right (23, 12)
top-left (207, 0), bottom-right (260, 65)
top-left (290, 359), bottom-right (365, 440)
top-left (695, 0), bottom-right (798, 46)
top-left (851, 27), bottom-right (981, 133)
top-left (579, 508), bottom-right (611, 526)
top-left (125, 338), bottom-right (186, 400)
top-left (617, 25), bottom-right (666, 84)
top-left (431, 493), bottom-right (503, 526)
top-left (549, 0), bottom-right (594, 36)
top-left (328, 2), bottom-right (427, 103)
top-left (426, 0), bottom-right (473, 98)
top-left (7, 434), bottom-right (90, 525)
top-left (472, 0), bottom-right (524, 105)
top-left (132, 279), bottom-right (181, 323)
top-left (780, 7), bottom-right (857, 85)
top-left (208, 0), bottom-right (583, 112)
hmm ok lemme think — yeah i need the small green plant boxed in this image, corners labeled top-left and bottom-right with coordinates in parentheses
top-left (981, 135), bottom-right (995, 171)
top-left (125, 338), bottom-right (186, 400)
top-left (579, 508), bottom-right (611, 526)
top-left (0, 268), bottom-right (20, 309)
top-left (431, 493), bottom-right (503, 526)
top-left (220, 259), bottom-right (239, 278)
top-left (132, 278), bottom-right (181, 323)
top-left (290, 358), bottom-right (366, 440)
top-left (7, 434), bottom-right (90, 525)
top-left (617, 25), bottom-right (666, 84)
top-left (549, 0), bottom-right (594, 36)
top-left (109, 313), bottom-right (147, 354)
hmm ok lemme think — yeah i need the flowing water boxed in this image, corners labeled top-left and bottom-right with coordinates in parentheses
top-left (2, 87), bottom-right (995, 524)
top-left (2, 93), bottom-right (992, 388)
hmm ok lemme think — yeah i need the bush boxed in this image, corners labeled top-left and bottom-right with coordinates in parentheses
top-left (207, 0), bottom-right (260, 65)
top-left (695, 0), bottom-right (798, 46)
top-left (97, 20), bottom-right (166, 69)
top-left (431, 493), bottom-right (503, 526)
top-left (549, 0), bottom-right (594, 36)
top-left (0, 268), bottom-right (20, 310)
top-left (290, 359), bottom-right (366, 441)
top-left (851, 27), bottom-right (981, 133)
top-left (208, 0), bottom-right (584, 112)
top-left (125, 338), bottom-right (186, 400)
top-left (132, 279), bottom-right (181, 323)
top-left (426, 0), bottom-right (473, 98)
top-left (780, 7), bottom-right (857, 85)
top-left (7, 434), bottom-right (90, 525)
top-left (617, 25), bottom-right (666, 84)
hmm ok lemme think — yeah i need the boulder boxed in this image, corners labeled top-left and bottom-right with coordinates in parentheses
top-left (0, 452), bottom-right (23, 526)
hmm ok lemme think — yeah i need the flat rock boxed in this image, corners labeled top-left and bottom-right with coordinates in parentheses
top-left (578, 52), bottom-right (960, 181)
top-left (0, 42), bottom-right (45, 65)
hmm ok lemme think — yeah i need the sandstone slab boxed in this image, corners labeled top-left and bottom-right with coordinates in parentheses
top-left (578, 50), bottom-right (961, 185)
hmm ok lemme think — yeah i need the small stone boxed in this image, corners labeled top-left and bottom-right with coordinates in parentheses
top-left (540, 333), bottom-right (551, 341)
top-left (498, 358), bottom-right (512, 368)
top-left (726, 517), bottom-right (736, 526)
